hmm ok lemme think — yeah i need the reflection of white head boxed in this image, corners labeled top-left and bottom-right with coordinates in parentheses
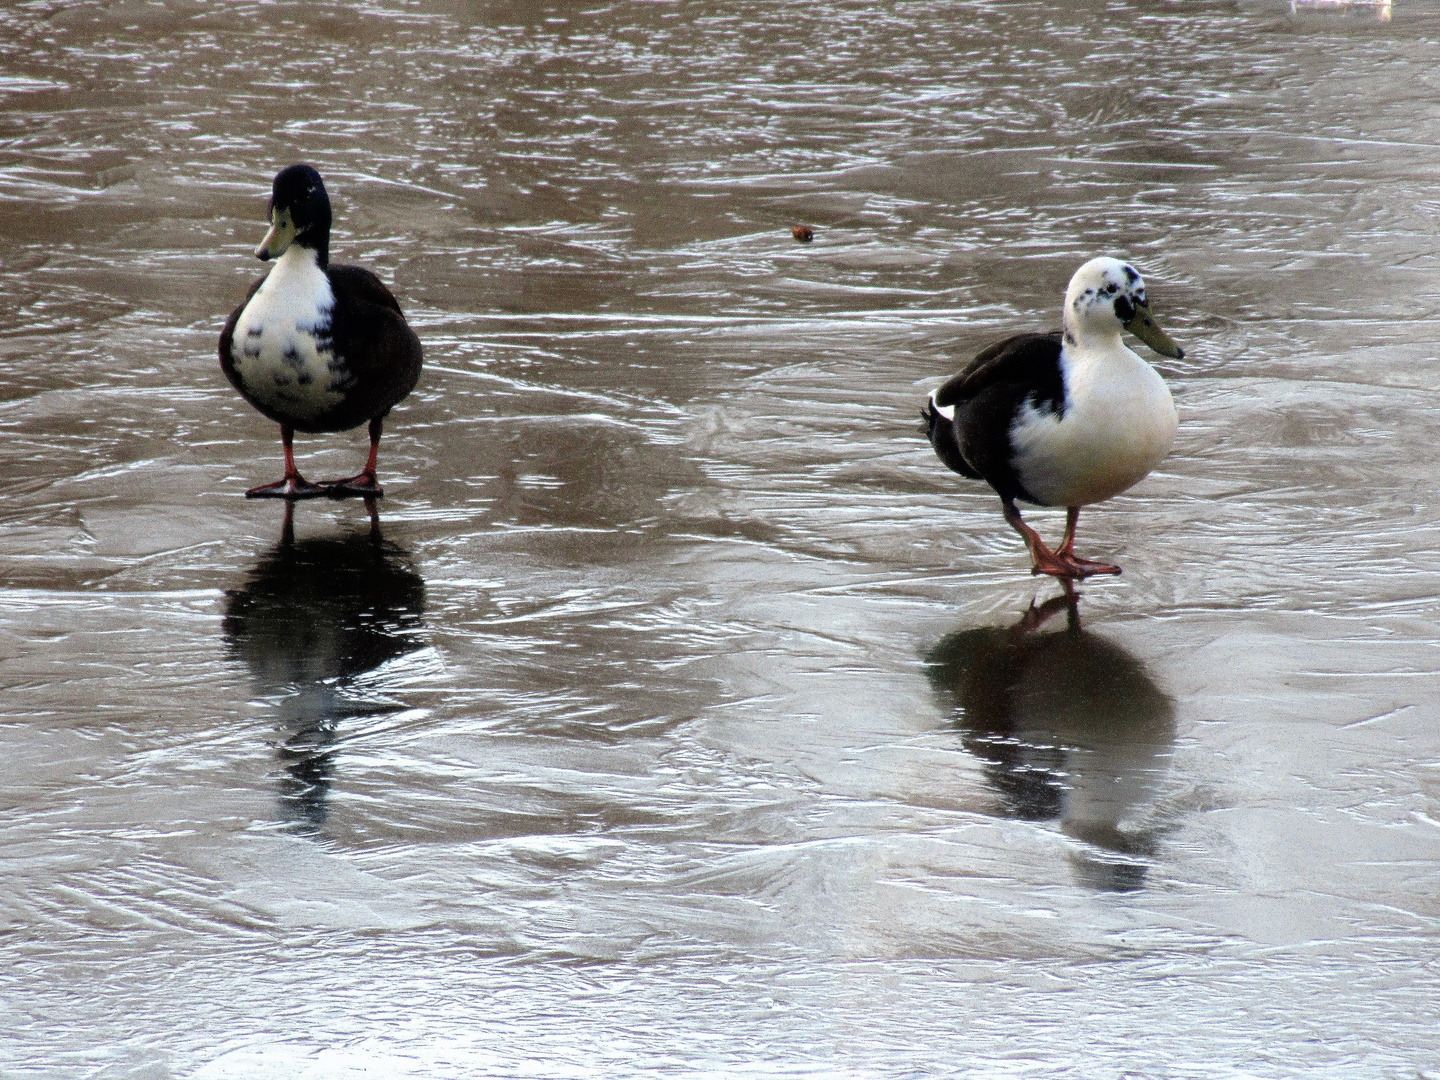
top-left (1063, 256), bottom-right (1146, 340)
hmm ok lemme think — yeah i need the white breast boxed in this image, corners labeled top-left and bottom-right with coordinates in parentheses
top-left (230, 248), bottom-right (343, 422)
top-left (1010, 342), bottom-right (1177, 507)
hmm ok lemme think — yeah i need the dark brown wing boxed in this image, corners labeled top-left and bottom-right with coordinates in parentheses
top-left (319, 264), bottom-right (424, 431)
top-left (932, 331), bottom-right (1064, 413)
top-left (926, 330), bottom-right (1065, 505)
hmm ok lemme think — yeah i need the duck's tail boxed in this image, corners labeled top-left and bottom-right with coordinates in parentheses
top-left (922, 394), bottom-right (981, 480)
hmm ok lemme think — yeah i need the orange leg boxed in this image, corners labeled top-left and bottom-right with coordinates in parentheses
top-left (321, 416), bottom-right (385, 498)
top-left (1056, 506), bottom-right (1121, 577)
top-left (247, 425), bottom-right (327, 499)
top-left (1002, 500), bottom-right (1120, 579)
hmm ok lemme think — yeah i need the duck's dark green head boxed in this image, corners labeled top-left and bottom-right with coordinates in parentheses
top-left (256, 164), bottom-right (331, 265)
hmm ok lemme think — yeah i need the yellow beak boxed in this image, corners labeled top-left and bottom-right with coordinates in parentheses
top-left (1124, 301), bottom-right (1184, 360)
top-left (255, 209), bottom-right (296, 261)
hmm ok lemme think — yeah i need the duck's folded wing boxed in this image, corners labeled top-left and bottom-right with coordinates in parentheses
top-left (328, 264), bottom-right (405, 316)
top-left (932, 331), bottom-right (1064, 412)
top-left (327, 264), bottom-right (424, 420)
top-left (926, 331), bottom-right (1065, 502)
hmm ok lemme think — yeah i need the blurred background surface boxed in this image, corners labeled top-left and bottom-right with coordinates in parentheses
top-left (1, 0), bottom-right (1439, 1075)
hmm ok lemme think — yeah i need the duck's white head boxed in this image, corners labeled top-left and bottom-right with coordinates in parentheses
top-left (1062, 256), bottom-right (1184, 360)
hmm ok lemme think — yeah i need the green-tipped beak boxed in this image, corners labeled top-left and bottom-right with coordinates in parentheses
top-left (1125, 301), bottom-right (1184, 360)
top-left (255, 208), bottom-right (296, 261)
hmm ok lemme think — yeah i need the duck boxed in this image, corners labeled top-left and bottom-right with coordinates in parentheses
top-left (219, 164), bottom-right (423, 499)
top-left (922, 257), bottom-right (1183, 578)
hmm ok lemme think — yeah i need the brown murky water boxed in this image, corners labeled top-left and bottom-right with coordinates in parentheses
top-left (3, 0), bottom-right (1440, 1076)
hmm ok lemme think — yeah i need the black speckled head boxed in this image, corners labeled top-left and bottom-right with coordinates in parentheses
top-left (256, 164), bottom-right (332, 265)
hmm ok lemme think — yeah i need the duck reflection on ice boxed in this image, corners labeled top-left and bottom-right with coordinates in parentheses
top-left (925, 587), bottom-right (1176, 891)
top-left (223, 501), bottom-right (426, 832)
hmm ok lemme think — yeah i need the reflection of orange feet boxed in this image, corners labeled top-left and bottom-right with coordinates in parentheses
top-left (322, 471), bottom-right (384, 499)
top-left (1018, 592), bottom-right (1074, 632)
top-left (246, 474), bottom-right (327, 499)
